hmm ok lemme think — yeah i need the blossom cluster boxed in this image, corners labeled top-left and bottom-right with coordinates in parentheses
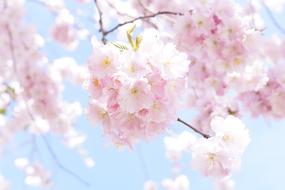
top-left (164, 115), bottom-right (250, 189)
top-left (0, 0), bottom-right (90, 187)
top-left (1, 0), bottom-right (285, 189)
top-left (239, 38), bottom-right (285, 119)
top-left (191, 116), bottom-right (250, 178)
top-left (87, 29), bottom-right (190, 146)
top-left (15, 158), bottom-right (51, 188)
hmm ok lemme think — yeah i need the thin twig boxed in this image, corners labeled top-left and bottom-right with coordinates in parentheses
top-left (93, 0), bottom-right (107, 43)
top-left (104, 11), bottom-right (183, 36)
top-left (138, 0), bottom-right (154, 15)
top-left (177, 118), bottom-right (210, 139)
top-left (262, 1), bottom-right (285, 34)
top-left (42, 135), bottom-right (90, 186)
top-left (105, 0), bottom-right (135, 19)
top-left (93, 0), bottom-right (183, 44)
top-left (106, 1), bottom-right (159, 30)
top-left (6, 21), bottom-right (90, 187)
top-left (136, 145), bottom-right (149, 180)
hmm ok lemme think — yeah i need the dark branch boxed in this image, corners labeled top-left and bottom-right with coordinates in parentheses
top-left (104, 11), bottom-right (183, 36)
top-left (177, 118), bottom-right (210, 139)
top-left (93, 1), bottom-right (183, 44)
top-left (93, 0), bottom-right (107, 44)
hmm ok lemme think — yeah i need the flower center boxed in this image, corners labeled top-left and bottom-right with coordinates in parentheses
top-left (102, 57), bottom-right (111, 67)
top-left (93, 78), bottom-right (100, 87)
top-left (131, 87), bottom-right (138, 95)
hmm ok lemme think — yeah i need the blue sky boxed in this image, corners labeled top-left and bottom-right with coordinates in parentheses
top-left (1, 0), bottom-right (285, 190)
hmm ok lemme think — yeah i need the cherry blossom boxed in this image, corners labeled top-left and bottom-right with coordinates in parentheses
top-left (51, 10), bottom-right (78, 49)
top-left (0, 175), bottom-right (9, 190)
top-left (1, 0), bottom-right (285, 189)
top-left (162, 175), bottom-right (190, 190)
top-left (144, 180), bottom-right (158, 190)
top-left (164, 131), bottom-right (196, 161)
top-left (87, 29), bottom-right (190, 146)
top-left (144, 175), bottom-right (190, 190)
top-left (211, 115), bottom-right (250, 155)
top-left (191, 115), bottom-right (249, 178)
top-left (214, 176), bottom-right (235, 190)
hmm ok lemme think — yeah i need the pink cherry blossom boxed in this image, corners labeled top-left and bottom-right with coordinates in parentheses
top-left (162, 175), bottom-right (190, 190)
top-left (191, 138), bottom-right (239, 177)
top-left (1, 0), bottom-right (285, 189)
top-left (87, 29), bottom-right (190, 146)
top-left (118, 78), bottom-right (153, 113)
top-left (211, 115), bottom-right (250, 155)
top-left (51, 10), bottom-right (78, 49)
top-left (164, 131), bottom-right (197, 161)
top-left (214, 177), bottom-right (235, 190)
top-left (144, 180), bottom-right (158, 190)
top-left (0, 175), bottom-right (9, 190)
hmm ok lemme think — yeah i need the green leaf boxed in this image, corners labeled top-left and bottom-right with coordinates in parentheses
top-left (127, 24), bottom-right (136, 35)
top-left (134, 35), bottom-right (143, 51)
top-left (126, 25), bottom-right (137, 50)
top-left (127, 33), bottom-right (135, 49)
top-left (5, 85), bottom-right (16, 99)
top-left (0, 108), bottom-right (6, 115)
top-left (111, 42), bottom-right (129, 51)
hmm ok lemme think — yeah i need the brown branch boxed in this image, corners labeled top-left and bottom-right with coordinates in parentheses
top-left (104, 11), bottom-right (183, 36)
top-left (177, 118), bottom-right (210, 139)
top-left (93, 0), bottom-right (183, 44)
top-left (93, 0), bottom-right (107, 44)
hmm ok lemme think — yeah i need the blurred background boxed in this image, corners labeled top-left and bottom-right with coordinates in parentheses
top-left (1, 0), bottom-right (285, 189)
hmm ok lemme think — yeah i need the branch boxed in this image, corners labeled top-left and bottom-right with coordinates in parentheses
top-left (93, 0), bottom-right (183, 44)
top-left (136, 145), bottom-right (149, 180)
top-left (6, 23), bottom-right (90, 187)
top-left (104, 11), bottom-right (183, 36)
top-left (105, 0), bottom-right (134, 19)
top-left (42, 135), bottom-right (90, 186)
top-left (137, 0), bottom-right (154, 15)
top-left (177, 118), bottom-right (210, 139)
top-left (262, 1), bottom-right (285, 34)
top-left (93, 0), bottom-right (107, 44)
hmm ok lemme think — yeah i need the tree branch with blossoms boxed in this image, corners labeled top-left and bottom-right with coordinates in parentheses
top-left (2, 0), bottom-right (285, 189)
top-left (104, 11), bottom-right (183, 35)
top-left (5, 14), bottom-right (90, 187)
top-left (93, 0), bottom-right (183, 43)
top-left (93, 0), bottom-right (107, 43)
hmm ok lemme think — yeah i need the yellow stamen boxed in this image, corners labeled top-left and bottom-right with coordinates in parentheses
top-left (198, 20), bottom-right (203, 26)
top-left (233, 57), bottom-right (241, 65)
top-left (129, 65), bottom-right (135, 73)
top-left (93, 78), bottom-right (100, 87)
top-left (102, 57), bottom-right (111, 67)
top-left (223, 134), bottom-right (232, 142)
top-left (131, 87), bottom-right (138, 95)
top-left (208, 153), bottom-right (216, 161)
